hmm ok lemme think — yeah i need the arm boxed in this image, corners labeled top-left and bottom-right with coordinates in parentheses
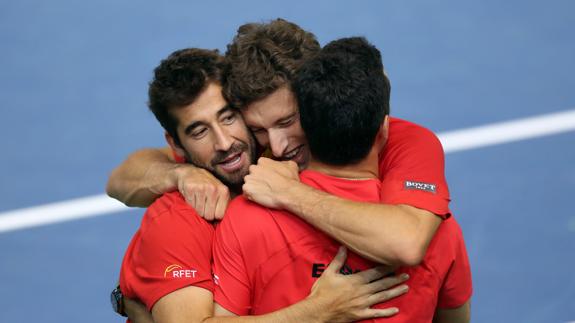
top-left (242, 158), bottom-right (441, 266)
top-left (106, 147), bottom-right (179, 207)
top-left (152, 247), bottom-right (409, 323)
top-left (125, 297), bottom-right (155, 323)
top-left (106, 147), bottom-right (230, 220)
top-left (152, 286), bottom-right (213, 323)
top-left (433, 301), bottom-right (470, 323)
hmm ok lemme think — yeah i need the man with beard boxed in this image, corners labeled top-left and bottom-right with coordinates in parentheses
top-left (117, 48), bottom-right (408, 323)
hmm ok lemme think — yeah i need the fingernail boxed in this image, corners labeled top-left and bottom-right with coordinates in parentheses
top-left (401, 273), bottom-right (409, 279)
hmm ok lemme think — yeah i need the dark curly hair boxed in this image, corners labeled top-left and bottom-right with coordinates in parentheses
top-left (222, 18), bottom-right (320, 109)
top-left (294, 37), bottom-right (391, 165)
top-left (148, 48), bottom-right (225, 146)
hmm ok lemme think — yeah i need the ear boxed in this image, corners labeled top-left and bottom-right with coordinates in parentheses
top-left (165, 132), bottom-right (186, 160)
top-left (375, 115), bottom-right (390, 150)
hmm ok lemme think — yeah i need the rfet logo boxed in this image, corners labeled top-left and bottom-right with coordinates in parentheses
top-left (164, 264), bottom-right (198, 278)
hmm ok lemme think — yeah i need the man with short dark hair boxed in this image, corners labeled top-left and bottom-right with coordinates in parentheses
top-left (212, 37), bottom-right (472, 323)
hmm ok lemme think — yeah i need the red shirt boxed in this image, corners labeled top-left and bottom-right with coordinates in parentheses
top-left (213, 170), bottom-right (471, 322)
top-left (380, 117), bottom-right (451, 218)
top-left (120, 192), bottom-right (214, 311)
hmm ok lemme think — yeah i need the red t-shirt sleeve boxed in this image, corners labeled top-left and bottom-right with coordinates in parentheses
top-left (436, 218), bottom-right (473, 308)
top-left (172, 148), bottom-right (186, 163)
top-left (120, 193), bottom-right (214, 311)
top-left (379, 118), bottom-right (451, 218)
top-left (212, 197), bottom-right (255, 315)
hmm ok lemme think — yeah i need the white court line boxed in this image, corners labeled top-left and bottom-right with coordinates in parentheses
top-left (1, 109), bottom-right (575, 233)
top-left (438, 109), bottom-right (575, 153)
top-left (0, 195), bottom-right (128, 233)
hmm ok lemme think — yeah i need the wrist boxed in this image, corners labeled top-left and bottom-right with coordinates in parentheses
top-left (169, 163), bottom-right (194, 190)
top-left (300, 295), bottom-right (330, 323)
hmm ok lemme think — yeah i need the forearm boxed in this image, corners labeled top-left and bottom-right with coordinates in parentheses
top-left (282, 183), bottom-right (440, 266)
top-left (206, 298), bottom-right (324, 323)
top-left (106, 147), bottom-right (179, 207)
top-left (433, 301), bottom-right (471, 323)
top-left (125, 297), bottom-right (155, 323)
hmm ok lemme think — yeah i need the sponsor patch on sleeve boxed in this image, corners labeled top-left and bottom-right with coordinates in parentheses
top-left (164, 264), bottom-right (198, 278)
top-left (404, 180), bottom-right (437, 194)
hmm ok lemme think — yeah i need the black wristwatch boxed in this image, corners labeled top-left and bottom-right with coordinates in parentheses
top-left (110, 285), bottom-right (127, 317)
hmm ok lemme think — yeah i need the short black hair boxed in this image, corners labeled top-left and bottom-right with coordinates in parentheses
top-left (294, 37), bottom-right (391, 165)
top-left (148, 48), bottom-right (224, 146)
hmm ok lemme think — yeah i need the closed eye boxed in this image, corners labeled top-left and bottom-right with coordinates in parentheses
top-left (191, 127), bottom-right (208, 139)
top-left (221, 112), bottom-right (237, 125)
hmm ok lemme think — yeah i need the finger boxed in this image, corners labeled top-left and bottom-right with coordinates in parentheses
top-left (359, 307), bottom-right (400, 319)
top-left (258, 157), bottom-right (272, 165)
top-left (367, 284), bottom-right (409, 305)
top-left (365, 273), bottom-right (409, 294)
top-left (183, 189), bottom-right (197, 210)
top-left (352, 266), bottom-right (388, 284)
top-left (203, 191), bottom-right (217, 221)
top-left (286, 160), bottom-right (298, 170)
top-left (194, 192), bottom-right (206, 218)
top-left (325, 246), bottom-right (347, 274)
top-left (214, 188), bottom-right (230, 220)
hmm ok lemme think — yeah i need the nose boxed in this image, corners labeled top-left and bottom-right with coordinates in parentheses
top-left (213, 125), bottom-right (234, 152)
top-left (268, 129), bottom-right (289, 158)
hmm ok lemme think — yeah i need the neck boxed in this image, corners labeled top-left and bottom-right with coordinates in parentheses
top-left (229, 185), bottom-right (242, 199)
top-left (307, 148), bottom-right (379, 180)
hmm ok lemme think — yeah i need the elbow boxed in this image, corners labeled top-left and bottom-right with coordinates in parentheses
top-left (106, 171), bottom-right (138, 207)
top-left (395, 238), bottom-right (428, 267)
top-left (398, 247), bottom-right (425, 267)
top-left (105, 175), bottom-right (122, 201)
top-left (363, 240), bottom-right (425, 266)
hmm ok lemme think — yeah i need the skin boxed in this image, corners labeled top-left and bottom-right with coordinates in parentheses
top-left (242, 86), bottom-right (309, 168)
top-left (166, 83), bottom-right (255, 190)
top-left (433, 301), bottom-right (471, 323)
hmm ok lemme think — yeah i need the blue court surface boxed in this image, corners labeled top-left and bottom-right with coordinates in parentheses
top-left (1, 1), bottom-right (574, 322)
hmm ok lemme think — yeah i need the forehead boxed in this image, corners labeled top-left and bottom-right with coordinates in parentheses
top-left (242, 86), bottom-right (298, 128)
top-left (172, 83), bottom-right (227, 127)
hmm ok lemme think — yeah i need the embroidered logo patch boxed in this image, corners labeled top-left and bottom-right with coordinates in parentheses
top-left (404, 180), bottom-right (437, 194)
top-left (164, 264), bottom-right (197, 278)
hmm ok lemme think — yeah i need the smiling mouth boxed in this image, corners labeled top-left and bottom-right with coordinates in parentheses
top-left (217, 152), bottom-right (244, 172)
top-left (282, 145), bottom-right (303, 160)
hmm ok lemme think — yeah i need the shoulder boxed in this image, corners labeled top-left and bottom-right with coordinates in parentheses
top-left (382, 117), bottom-right (446, 170)
top-left (141, 192), bottom-right (214, 243)
top-left (388, 117), bottom-right (443, 148)
top-left (145, 191), bottom-right (203, 222)
top-left (216, 195), bottom-right (275, 238)
top-left (224, 195), bottom-right (273, 220)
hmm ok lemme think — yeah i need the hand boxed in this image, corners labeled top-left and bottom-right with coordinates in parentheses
top-left (308, 247), bottom-right (409, 322)
top-left (124, 297), bottom-right (154, 323)
top-left (242, 157), bottom-right (300, 209)
top-left (174, 165), bottom-right (230, 221)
